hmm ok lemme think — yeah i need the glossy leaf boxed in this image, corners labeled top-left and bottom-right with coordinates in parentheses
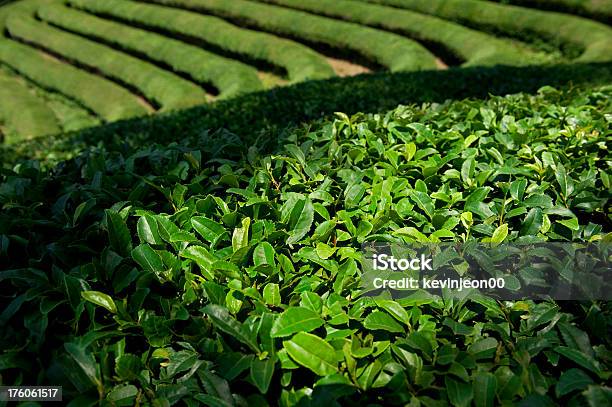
top-left (271, 307), bottom-right (324, 338)
top-left (283, 332), bottom-right (338, 376)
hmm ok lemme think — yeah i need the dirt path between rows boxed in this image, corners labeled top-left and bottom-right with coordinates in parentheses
top-left (326, 56), bottom-right (371, 76)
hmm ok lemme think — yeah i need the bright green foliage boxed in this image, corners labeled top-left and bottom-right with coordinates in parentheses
top-left (36, 90), bottom-right (101, 133)
top-left (255, 0), bottom-right (545, 66)
top-left (6, 13), bottom-right (208, 110)
top-left (361, 0), bottom-right (612, 62)
top-left (496, 0), bottom-right (612, 23)
top-left (39, 3), bottom-right (262, 98)
top-left (0, 71), bottom-right (59, 141)
top-left (0, 39), bottom-right (147, 121)
top-left (69, 0), bottom-right (335, 83)
top-left (0, 87), bottom-right (610, 404)
top-left (146, 0), bottom-right (439, 71)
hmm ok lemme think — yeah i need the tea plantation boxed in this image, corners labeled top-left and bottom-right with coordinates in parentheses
top-left (0, 0), bottom-right (612, 141)
top-left (0, 0), bottom-right (611, 406)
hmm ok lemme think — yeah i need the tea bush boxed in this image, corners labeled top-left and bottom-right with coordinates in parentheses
top-left (0, 39), bottom-right (148, 121)
top-left (145, 0), bottom-right (439, 71)
top-left (493, 0), bottom-right (612, 23)
top-left (6, 13), bottom-right (208, 110)
top-left (68, 0), bottom-right (335, 83)
top-left (254, 0), bottom-right (543, 66)
top-left (362, 0), bottom-right (612, 62)
top-left (38, 3), bottom-right (263, 99)
top-left (1, 86), bottom-right (610, 405)
top-left (0, 71), bottom-right (60, 141)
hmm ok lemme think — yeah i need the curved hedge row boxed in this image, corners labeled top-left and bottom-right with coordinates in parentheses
top-left (40, 90), bottom-right (102, 134)
top-left (0, 71), bottom-right (60, 142)
top-left (69, 0), bottom-right (335, 83)
top-left (0, 39), bottom-right (148, 121)
top-left (6, 13), bottom-right (208, 111)
top-left (145, 0), bottom-right (439, 72)
top-left (360, 0), bottom-right (612, 62)
top-left (38, 3), bottom-right (262, 99)
top-left (491, 0), bottom-right (612, 24)
top-left (0, 86), bottom-right (610, 405)
top-left (254, 0), bottom-right (543, 67)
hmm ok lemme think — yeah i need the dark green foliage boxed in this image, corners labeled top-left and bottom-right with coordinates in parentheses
top-left (2, 62), bottom-right (610, 166)
top-left (0, 87), bottom-right (610, 405)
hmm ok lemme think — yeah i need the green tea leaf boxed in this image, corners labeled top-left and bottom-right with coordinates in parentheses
top-left (363, 311), bottom-right (404, 333)
top-left (283, 332), bottom-right (338, 376)
top-left (254, 242), bottom-right (275, 267)
top-left (465, 188), bottom-right (494, 218)
top-left (250, 357), bottom-right (275, 393)
top-left (287, 198), bottom-right (314, 244)
top-left (555, 346), bottom-right (600, 375)
top-left (263, 283), bottom-right (281, 307)
top-left (469, 337), bottom-right (498, 360)
top-left (203, 305), bottom-right (259, 352)
top-left (557, 217), bottom-right (579, 231)
top-left (510, 179), bottom-right (527, 201)
top-left (374, 299), bottom-right (410, 326)
top-left (446, 375), bottom-right (473, 407)
top-left (64, 342), bottom-right (100, 388)
top-left (345, 184), bottom-right (366, 208)
top-left (232, 217), bottom-right (251, 252)
top-left (555, 368), bottom-right (593, 397)
top-left (315, 242), bottom-right (336, 259)
top-left (132, 244), bottom-right (164, 273)
top-left (137, 214), bottom-right (163, 245)
top-left (491, 224), bottom-right (508, 243)
top-left (271, 307), bottom-right (324, 338)
top-left (558, 322), bottom-right (593, 358)
top-left (107, 384), bottom-right (138, 403)
top-left (582, 385), bottom-right (612, 407)
top-left (180, 245), bottom-right (215, 279)
top-left (524, 194), bottom-right (553, 208)
top-left (520, 208), bottom-right (543, 236)
top-left (81, 291), bottom-right (117, 314)
top-left (105, 210), bottom-right (132, 257)
top-left (192, 216), bottom-right (227, 246)
top-left (411, 190), bottom-right (435, 220)
top-left (555, 163), bottom-right (574, 198)
top-left (473, 372), bottom-right (497, 407)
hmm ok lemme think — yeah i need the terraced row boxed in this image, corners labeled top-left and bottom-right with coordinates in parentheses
top-left (6, 12), bottom-right (209, 110)
top-left (0, 39), bottom-right (148, 121)
top-left (38, 3), bottom-right (263, 99)
top-left (489, 0), bottom-right (612, 23)
top-left (360, 0), bottom-right (612, 62)
top-left (141, 0), bottom-right (440, 71)
top-left (0, 0), bottom-right (344, 140)
top-left (0, 0), bottom-right (611, 142)
top-left (0, 70), bottom-right (59, 141)
top-left (68, 0), bottom-right (335, 83)
top-left (251, 0), bottom-right (545, 66)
